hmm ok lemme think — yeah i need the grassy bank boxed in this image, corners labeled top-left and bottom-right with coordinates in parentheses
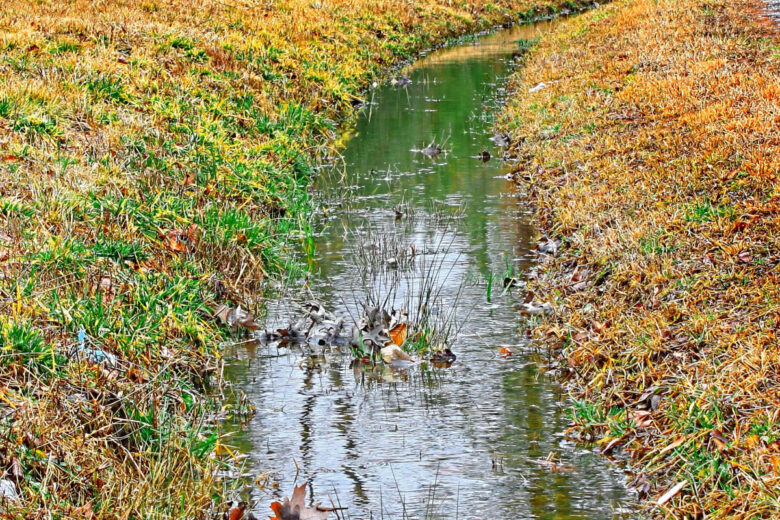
top-left (0, 0), bottom-right (595, 517)
top-left (502, 0), bottom-right (780, 516)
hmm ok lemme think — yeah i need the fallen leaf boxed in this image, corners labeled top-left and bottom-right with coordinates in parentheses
top-left (632, 410), bottom-right (653, 428)
top-left (711, 430), bottom-right (729, 452)
top-left (592, 320), bottom-right (610, 334)
top-left (600, 436), bottom-right (623, 455)
top-left (215, 305), bottom-right (261, 331)
top-left (270, 483), bottom-right (333, 520)
top-left (164, 231), bottom-right (188, 253)
top-left (225, 501), bottom-right (252, 520)
top-left (215, 305), bottom-right (232, 325)
top-left (380, 344), bottom-right (411, 364)
top-left (99, 277), bottom-right (114, 304)
top-left (737, 251), bottom-right (752, 263)
top-left (430, 348), bottom-right (456, 365)
top-left (388, 323), bottom-right (407, 346)
top-left (499, 347), bottom-right (512, 358)
top-left (7, 458), bottom-right (23, 483)
top-left (70, 501), bottom-right (94, 519)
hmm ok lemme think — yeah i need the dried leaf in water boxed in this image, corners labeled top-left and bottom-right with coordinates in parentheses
top-left (500, 347), bottom-right (513, 358)
top-left (389, 323), bottom-right (407, 346)
top-left (430, 348), bottom-right (456, 366)
top-left (225, 501), bottom-right (248, 520)
top-left (214, 305), bottom-right (261, 331)
top-left (270, 483), bottom-right (332, 520)
top-left (215, 305), bottom-right (233, 325)
top-left (380, 344), bottom-right (411, 364)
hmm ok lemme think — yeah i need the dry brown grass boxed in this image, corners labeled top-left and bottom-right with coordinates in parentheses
top-left (503, 0), bottom-right (780, 517)
top-left (0, 0), bottom-right (587, 516)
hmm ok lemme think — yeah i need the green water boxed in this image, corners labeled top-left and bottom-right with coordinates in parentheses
top-left (226, 18), bottom-right (634, 519)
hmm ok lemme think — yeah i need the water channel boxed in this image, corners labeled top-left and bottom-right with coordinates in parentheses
top-left (225, 17), bottom-right (634, 519)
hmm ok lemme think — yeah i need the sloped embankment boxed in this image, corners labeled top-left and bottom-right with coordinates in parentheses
top-left (0, 0), bottom-right (591, 516)
top-left (502, 0), bottom-right (780, 517)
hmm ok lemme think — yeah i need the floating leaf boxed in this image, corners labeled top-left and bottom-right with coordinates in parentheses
top-left (269, 483), bottom-right (334, 520)
top-left (380, 344), bottom-right (412, 364)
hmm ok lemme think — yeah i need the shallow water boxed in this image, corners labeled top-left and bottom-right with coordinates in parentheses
top-left (767, 0), bottom-right (780, 21)
top-left (225, 19), bottom-right (633, 519)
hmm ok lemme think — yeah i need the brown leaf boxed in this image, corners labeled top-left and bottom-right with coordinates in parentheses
top-left (592, 320), bottom-right (610, 334)
top-left (658, 436), bottom-right (689, 455)
top-left (737, 251), bottom-right (752, 263)
top-left (8, 457), bottom-right (23, 483)
top-left (186, 223), bottom-right (199, 241)
top-left (215, 305), bottom-right (261, 331)
top-left (270, 483), bottom-right (331, 520)
top-left (388, 323), bottom-right (407, 347)
top-left (215, 305), bottom-right (233, 325)
top-left (164, 231), bottom-right (188, 253)
top-left (632, 410), bottom-right (653, 428)
top-left (99, 277), bottom-right (114, 304)
top-left (380, 344), bottom-right (411, 364)
top-left (226, 502), bottom-right (247, 520)
top-left (711, 430), bottom-right (729, 452)
top-left (571, 268), bottom-right (588, 283)
top-left (70, 501), bottom-right (94, 519)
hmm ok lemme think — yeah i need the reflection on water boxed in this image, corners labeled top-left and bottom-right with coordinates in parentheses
top-left (767, 0), bottom-right (780, 21)
top-left (225, 19), bottom-right (633, 519)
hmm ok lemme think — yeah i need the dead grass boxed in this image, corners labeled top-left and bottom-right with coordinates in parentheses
top-left (0, 0), bottom-right (591, 516)
top-left (502, 0), bottom-right (780, 517)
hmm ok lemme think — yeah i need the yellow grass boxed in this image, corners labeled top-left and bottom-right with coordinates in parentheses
top-left (503, 0), bottom-right (780, 516)
top-left (0, 0), bottom-right (587, 516)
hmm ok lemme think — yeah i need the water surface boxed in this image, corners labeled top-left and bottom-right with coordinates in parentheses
top-left (226, 19), bottom-right (632, 519)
